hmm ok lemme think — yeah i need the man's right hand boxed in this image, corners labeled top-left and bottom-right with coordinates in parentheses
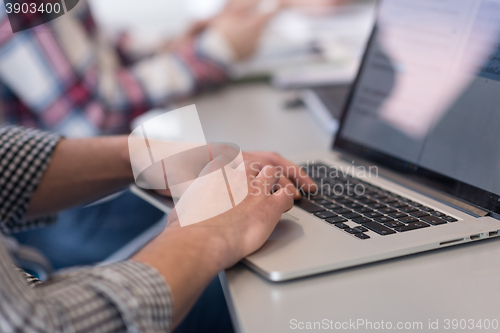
top-left (133, 159), bottom-right (297, 328)
top-left (167, 160), bottom-right (294, 268)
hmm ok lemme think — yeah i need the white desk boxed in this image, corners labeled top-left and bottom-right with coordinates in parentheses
top-left (183, 83), bottom-right (500, 333)
top-left (124, 82), bottom-right (500, 333)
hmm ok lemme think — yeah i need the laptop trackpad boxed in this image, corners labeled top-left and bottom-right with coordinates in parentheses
top-left (261, 214), bottom-right (304, 252)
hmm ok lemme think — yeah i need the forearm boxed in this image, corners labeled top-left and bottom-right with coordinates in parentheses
top-left (132, 224), bottom-right (225, 329)
top-left (26, 136), bottom-right (133, 219)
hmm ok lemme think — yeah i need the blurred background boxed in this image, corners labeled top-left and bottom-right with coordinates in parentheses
top-left (88, 0), bottom-right (376, 87)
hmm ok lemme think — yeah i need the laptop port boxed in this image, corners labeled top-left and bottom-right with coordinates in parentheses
top-left (489, 230), bottom-right (500, 237)
top-left (470, 234), bottom-right (482, 241)
top-left (440, 238), bottom-right (464, 246)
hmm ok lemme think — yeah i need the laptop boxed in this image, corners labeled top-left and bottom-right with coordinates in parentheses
top-left (301, 84), bottom-right (351, 133)
top-left (133, 0), bottom-right (500, 282)
top-left (241, 0), bottom-right (500, 281)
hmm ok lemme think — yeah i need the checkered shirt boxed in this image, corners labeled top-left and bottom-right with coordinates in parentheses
top-left (0, 126), bottom-right (173, 332)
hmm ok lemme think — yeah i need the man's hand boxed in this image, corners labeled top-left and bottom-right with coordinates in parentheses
top-left (242, 151), bottom-right (317, 199)
top-left (133, 159), bottom-right (300, 327)
top-left (163, 160), bottom-right (297, 268)
top-left (144, 145), bottom-right (316, 200)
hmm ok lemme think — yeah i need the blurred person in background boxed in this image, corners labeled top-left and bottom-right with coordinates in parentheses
top-left (0, 0), bottom-right (347, 270)
top-left (0, 0), bottom-right (276, 270)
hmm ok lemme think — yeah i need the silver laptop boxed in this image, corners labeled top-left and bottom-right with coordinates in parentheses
top-left (133, 0), bottom-right (500, 282)
top-left (242, 0), bottom-right (500, 281)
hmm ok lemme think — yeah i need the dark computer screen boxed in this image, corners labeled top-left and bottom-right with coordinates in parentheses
top-left (335, 0), bottom-right (500, 213)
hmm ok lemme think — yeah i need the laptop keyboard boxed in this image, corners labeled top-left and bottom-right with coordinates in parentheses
top-left (296, 163), bottom-right (458, 240)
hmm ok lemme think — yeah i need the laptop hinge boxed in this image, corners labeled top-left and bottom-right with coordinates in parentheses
top-left (338, 153), bottom-right (490, 218)
top-left (489, 212), bottom-right (500, 221)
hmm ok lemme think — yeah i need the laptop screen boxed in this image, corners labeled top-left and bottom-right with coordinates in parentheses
top-left (335, 0), bottom-right (500, 213)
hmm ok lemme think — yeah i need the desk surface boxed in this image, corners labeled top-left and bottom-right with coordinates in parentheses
top-left (189, 83), bottom-right (500, 333)
top-left (183, 83), bottom-right (332, 154)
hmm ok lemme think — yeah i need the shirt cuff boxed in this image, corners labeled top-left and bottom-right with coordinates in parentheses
top-left (40, 260), bottom-right (173, 332)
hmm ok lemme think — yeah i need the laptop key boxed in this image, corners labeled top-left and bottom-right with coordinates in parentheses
top-left (379, 207), bottom-right (397, 214)
top-left (394, 221), bottom-right (431, 232)
top-left (384, 221), bottom-right (405, 228)
top-left (351, 217), bottom-right (373, 224)
top-left (324, 204), bottom-right (343, 210)
top-left (421, 215), bottom-right (447, 225)
top-left (362, 222), bottom-right (397, 235)
top-left (364, 212), bottom-right (383, 218)
top-left (368, 203), bottom-right (387, 210)
top-left (332, 208), bottom-right (352, 214)
top-left (342, 212), bottom-right (362, 219)
top-left (314, 211), bottom-right (338, 219)
top-left (345, 228), bottom-right (361, 234)
top-left (374, 216), bottom-right (395, 223)
top-left (354, 226), bottom-right (369, 233)
top-left (355, 207), bottom-right (374, 214)
top-left (295, 200), bottom-right (325, 213)
top-left (431, 211), bottom-right (446, 217)
top-left (442, 216), bottom-right (458, 222)
top-left (334, 222), bottom-right (349, 229)
top-left (354, 233), bottom-right (371, 240)
top-left (400, 206), bottom-right (419, 213)
top-left (399, 216), bottom-right (419, 223)
top-left (337, 198), bottom-right (354, 204)
top-left (326, 217), bottom-right (348, 224)
top-left (410, 211), bottom-right (430, 218)
top-left (314, 199), bottom-right (332, 206)
top-left (388, 212), bottom-right (408, 219)
top-left (345, 203), bottom-right (364, 209)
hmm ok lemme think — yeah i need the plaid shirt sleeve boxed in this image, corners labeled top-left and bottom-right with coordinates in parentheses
top-left (0, 126), bottom-right (173, 332)
top-left (0, 0), bottom-right (233, 137)
top-left (0, 126), bottom-right (60, 234)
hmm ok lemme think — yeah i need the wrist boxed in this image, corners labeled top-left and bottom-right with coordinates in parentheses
top-left (165, 225), bottom-right (228, 274)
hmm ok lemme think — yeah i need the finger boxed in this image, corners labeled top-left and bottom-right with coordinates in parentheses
top-left (256, 165), bottom-right (281, 195)
top-left (266, 153), bottom-right (318, 193)
top-left (244, 160), bottom-right (262, 178)
top-left (276, 175), bottom-right (301, 199)
top-left (272, 187), bottom-right (295, 213)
